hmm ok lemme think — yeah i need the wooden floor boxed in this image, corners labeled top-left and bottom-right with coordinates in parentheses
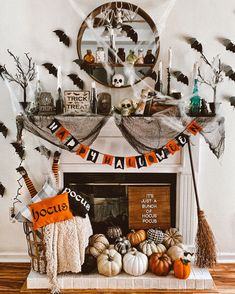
top-left (0, 263), bottom-right (234, 294)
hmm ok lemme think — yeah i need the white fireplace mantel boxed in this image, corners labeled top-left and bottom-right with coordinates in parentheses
top-left (60, 116), bottom-right (199, 249)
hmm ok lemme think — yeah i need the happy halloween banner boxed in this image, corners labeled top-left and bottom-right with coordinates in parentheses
top-left (47, 119), bottom-right (202, 169)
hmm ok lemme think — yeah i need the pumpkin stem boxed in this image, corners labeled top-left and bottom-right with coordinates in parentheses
top-left (180, 257), bottom-right (190, 265)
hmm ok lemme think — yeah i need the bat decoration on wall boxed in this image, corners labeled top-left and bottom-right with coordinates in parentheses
top-left (217, 38), bottom-right (235, 53)
top-left (11, 142), bottom-right (25, 159)
top-left (185, 36), bottom-right (203, 53)
top-left (35, 145), bottom-right (51, 159)
top-left (42, 63), bottom-right (58, 77)
top-left (223, 64), bottom-right (235, 82)
top-left (229, 96), bottom-right (235, 107)
top-left (0, 182), bottom-right (5, 197)
top-left (73, 59), bottom-right (92, 75)
top-left (0, 65), bottom-right (5, 79)
top-left (121, 25), bottom-right (138, 43)
top-left (53, 30), bottom-right (71, 47)
top-left (67, 74), bottom-right (84, 90)
top-left (0, 121), bottom-right (8, 138)
top-left (172, 71), bottom-right (189, 85)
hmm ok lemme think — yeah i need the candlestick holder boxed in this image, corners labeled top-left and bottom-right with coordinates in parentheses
top-left (167, 67), bottom-right (171, 96)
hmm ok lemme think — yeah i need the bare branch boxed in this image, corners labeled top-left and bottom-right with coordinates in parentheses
top-left (198, 68), bottom-right (213, 87)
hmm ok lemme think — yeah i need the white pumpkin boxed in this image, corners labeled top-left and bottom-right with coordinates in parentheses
top-left (88, 234), bottom-right (109, 257)
top-left (139, 240), bottom-right (166, 257)
top-left (97, 248), bottom-right (122, 277)
top-left (167, 245), bottom-right (185, 262)
top-left (123, 248), bottom-right (148, 276)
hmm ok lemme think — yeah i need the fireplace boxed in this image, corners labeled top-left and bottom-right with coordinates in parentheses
top-left (64, 172), bottom-right (177, 235)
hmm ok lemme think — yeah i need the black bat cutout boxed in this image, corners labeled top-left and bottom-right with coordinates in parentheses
top-left (223, 65), bottom-right (235, 82)
top-left (121, 25), bottom-right (138, 43)
top-left (0, 121), bottom-right (8, 138)
top-left (0, 182), bottom-right (5, 197)
top-left (53, 30), bottom-right (70, 47)
top-left (173, 71), bottom-right (189, 85)
top-left (217, 38), bottom-right (235, 53)
top-left (42, 63), bottom-right (58, 77)
top-left (11, 142), bottom-right (25, 159)
top-left (185, 37), bottom-right (203, 53)
top-left (73, 59), bottom-right (92, 75)
top-left (229, 96), bottom-right (235, 107)
top-left (226, 41), bottom-right (235, 53)
top-left (35, 145), bottom-right (51, 159)
top-left (67, 74), bottom-right (84, 90)
top-left (0, 65), bottom-right (5, 79)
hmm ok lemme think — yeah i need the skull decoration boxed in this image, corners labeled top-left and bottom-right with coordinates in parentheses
top-left (119, 98), bottom-right (136, 116)
top-left (112, 74), bottom-right (125, 87)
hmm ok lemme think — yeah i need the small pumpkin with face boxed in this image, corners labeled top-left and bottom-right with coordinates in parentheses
top-left (127, 229), bottom-right (146, 246)
top-left (149, 253), bottom-right (172, 276)
top-left (174, 258), bottom-right (191, 279)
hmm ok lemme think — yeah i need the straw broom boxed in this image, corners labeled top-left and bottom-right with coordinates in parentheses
top-left (188, 139), bottom-right (217, 268)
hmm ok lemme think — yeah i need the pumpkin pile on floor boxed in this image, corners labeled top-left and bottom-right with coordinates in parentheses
top-left (82, 227), bottom-right (192, 279)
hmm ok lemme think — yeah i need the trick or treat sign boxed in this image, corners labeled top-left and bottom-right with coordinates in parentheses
top-left (128, 186), bottom-right (171, 230)
top-left (64, 91), bottom-right (90, 114)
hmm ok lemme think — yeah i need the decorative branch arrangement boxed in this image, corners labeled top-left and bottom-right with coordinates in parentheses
top-left (2, 50), bottom-right (36, 109)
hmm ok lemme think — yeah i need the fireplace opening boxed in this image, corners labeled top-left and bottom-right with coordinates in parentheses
top-left (64, 173), bottom-right (177, 234)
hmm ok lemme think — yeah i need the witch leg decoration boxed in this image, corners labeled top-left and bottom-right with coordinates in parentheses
top-left (188, 139), bottom-right (217, 268)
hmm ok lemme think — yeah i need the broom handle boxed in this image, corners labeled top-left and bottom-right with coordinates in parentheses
top-left (187, 139), bottom-right (201, 214)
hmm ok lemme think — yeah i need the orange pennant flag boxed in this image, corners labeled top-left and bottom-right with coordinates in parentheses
top-left (144, 151), bottom-right (158, 166)
top-left (165, 140), bottom-right (180, 155)
top-left (55, 127), bottom-right (70, 142)
top-left (186, 120), bottom-right (203, 135)
top-left (102, 154), bottom-right (114, 165)
top-left (126, 156), bottom-right (136, 168)
top-left (76, 144), bottom-right (89, 159)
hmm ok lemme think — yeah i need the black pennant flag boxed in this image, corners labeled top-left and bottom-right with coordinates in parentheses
top-left (154, 148), bottom-right (168, 162)
top-left (87, 149), bottom-right (99, 163)
top-left (47, 119), bottom-right (61, 134)
top-left (115, 157), bottom-right (125, 169)
top-left (136, 155), bottom-right (147, 169)
top-left (175, 133), bottom-right (189, 147)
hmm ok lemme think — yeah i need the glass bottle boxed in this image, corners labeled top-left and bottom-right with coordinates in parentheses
top-left (56, 88), bottom-right (64, 114)
top-left (96, 47), bottom-right (105, 63)
top-left (135, 49), bottom-right (144, 64)
top-left (189, 79), bottom-right (201, 115)
top-left (144, 49), bottom-right (156, 64)
top-left (117, 48), bottom-right (126, 63)
top-left (126, 50), bottom-right (137, 64)
top-left (84, 49), bottom-right (95, 64)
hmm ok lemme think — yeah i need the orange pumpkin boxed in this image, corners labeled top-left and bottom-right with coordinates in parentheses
top-left (127, 229), bottom-right (146, 246)
top-left (149, 253), bottom-right (172, 276)
top-left (174, 258), bottom-right (191, 279)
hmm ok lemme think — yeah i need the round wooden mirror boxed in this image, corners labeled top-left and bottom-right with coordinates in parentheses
top-left (77, 2), bottom-right (160, 88)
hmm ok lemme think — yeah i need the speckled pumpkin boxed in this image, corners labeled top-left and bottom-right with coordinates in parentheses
top-left (127, 229), bottom-right (146, 246)
top-left (139, 240), bottom-right (167, 257)
top-left (88, 234), bottom-right (109, 258)
top-left (149, 253), bottom-right (172, 276)
top-left (163, 228), bottom-right (183, 249)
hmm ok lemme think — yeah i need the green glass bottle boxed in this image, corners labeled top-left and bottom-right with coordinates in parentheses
top-left (190, 79), bottom-right (201, 115)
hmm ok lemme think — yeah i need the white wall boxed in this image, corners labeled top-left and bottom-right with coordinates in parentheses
top-left (0, 0), bottom-right (235, 262)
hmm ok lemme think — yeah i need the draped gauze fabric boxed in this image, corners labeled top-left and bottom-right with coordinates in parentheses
top-left (23, 114), bottom-right (110, 150)
top-left (115, 114), bottom-right (225, 158)
top-left (20, 113), bottom-right (225, 158)
top-left (43, 215), bottom-right (93, 294)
